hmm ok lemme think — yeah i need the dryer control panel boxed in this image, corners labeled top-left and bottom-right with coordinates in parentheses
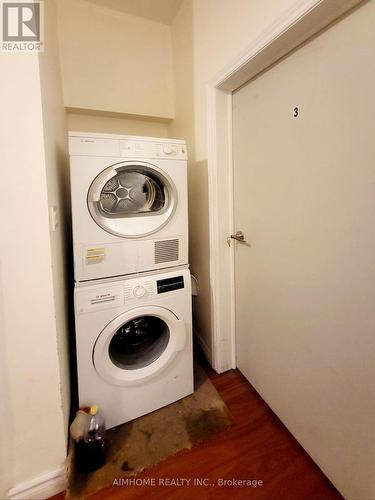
top-left (68, 133), bottom-right (187, 160)
top-left (120, 140), bottom-right (187, 160)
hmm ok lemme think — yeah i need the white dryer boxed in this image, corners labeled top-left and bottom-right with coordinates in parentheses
top-left (74, 267), bottom-right (193, 429)
top-left (69, 132), bottom-right (188, 282)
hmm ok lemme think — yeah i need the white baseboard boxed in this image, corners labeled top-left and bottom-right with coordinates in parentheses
top-left (194, 327), bottom-right (212, 365)
top-left (7, 465), bottom-right (67, 500)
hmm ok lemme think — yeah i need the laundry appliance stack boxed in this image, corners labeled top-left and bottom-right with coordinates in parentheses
top-left (69, 133), bottom-right (193, 429)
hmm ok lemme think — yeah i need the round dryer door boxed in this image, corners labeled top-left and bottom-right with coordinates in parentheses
top-left (93, 306), bottom-right (186, 386)
top-left (87, 161), bottom-right (177, 238)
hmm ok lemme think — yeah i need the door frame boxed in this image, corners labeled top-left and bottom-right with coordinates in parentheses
top-left (207, 0), bottom-right (365, 373)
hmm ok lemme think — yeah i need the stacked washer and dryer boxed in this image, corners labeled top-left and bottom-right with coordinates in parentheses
top-left (69, 132), bottom-right (193, 429)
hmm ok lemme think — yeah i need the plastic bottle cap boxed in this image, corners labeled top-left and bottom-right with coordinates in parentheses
top-left (90, 405), bottom-right (98, 415)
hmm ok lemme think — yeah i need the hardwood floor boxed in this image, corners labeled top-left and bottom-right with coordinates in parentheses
top-left (55, 365), bottom-right (342, 499)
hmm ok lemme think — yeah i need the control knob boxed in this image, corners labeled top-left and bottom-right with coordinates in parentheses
top-left (163, 145), bottom-right (173, 155)
top-left (133, 285), bottom-right (147, 298)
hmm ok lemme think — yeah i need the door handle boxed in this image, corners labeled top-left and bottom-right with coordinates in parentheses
top-left (229, 231), bottom-right (251, 247)
top-left (230, 231), bottom-right (246, 242)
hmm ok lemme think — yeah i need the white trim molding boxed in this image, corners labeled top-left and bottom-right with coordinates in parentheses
top-left (7, 465), bottom-right (67, 500)
top-left (207, 86), bottom-right (237, 373)
top-left (207, 0), bottom-right (365, 373)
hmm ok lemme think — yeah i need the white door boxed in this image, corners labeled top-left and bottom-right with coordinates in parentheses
top-left (232, 2), bottom-right (375, 497)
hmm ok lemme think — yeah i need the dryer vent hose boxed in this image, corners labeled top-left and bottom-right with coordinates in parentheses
top-left (191, 274), bottom-right (199, 297)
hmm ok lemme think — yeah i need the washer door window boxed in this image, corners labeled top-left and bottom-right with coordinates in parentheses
top-left (109, 316), bottom-right (169, 370)
top-left (94, 306), bottom-right (186, 386)
top-left (87, 162), bottom-right (177, 238)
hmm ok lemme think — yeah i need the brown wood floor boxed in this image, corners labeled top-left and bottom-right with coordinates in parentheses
top-left (53, 366), bottom-right (342, 500)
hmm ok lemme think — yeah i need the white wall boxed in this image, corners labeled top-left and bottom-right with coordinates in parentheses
top-left (0, 0), bottom-right (69, 496)
top-left (57, 0), bottom-right (174, 119)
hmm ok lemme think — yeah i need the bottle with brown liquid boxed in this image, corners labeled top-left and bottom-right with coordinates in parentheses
top-left (76, 405), bottom-right (106, 473)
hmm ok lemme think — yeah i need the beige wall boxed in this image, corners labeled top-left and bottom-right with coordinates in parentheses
top-left (191, 0), bottom-right (297, 160)
top-left (168, 1), bottom-right (212, 351)
top-left (39, 0), bottom-right (71, 440)
top-left (57, 0), bottom-right (174, 119)
top-left (0, 50), bottom-right (66, 493)
top-left (169, 0), bottom-right (194, 150)
top-left (0, 0), bottom-right (70, 495)
top-left (67, 111), bottom-right (170, 138)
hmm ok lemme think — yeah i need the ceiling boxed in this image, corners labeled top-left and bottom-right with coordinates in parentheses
top-left (84, 0), bottom-right (184, 25)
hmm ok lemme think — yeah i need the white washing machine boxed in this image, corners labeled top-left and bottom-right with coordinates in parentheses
top-left (74, 267), bottom-right (193, 429)
top-left (69, 132), bottom-right (188, 282)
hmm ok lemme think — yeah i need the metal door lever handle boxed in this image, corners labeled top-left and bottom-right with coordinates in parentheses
top-left (227, 231), bottom-right (251, 247)
top-left (230, 231), bottom-right (246, 242)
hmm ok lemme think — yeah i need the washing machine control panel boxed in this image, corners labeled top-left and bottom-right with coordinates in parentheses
top-left (76, 273), bottom-right (187, 313)
top-left (157, 276), bottom-right (184, 294)
top-left (124, 280), bottom-right (155, 302)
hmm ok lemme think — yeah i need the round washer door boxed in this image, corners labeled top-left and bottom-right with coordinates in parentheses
top-left (93, 306), bottom-right (186, 386)
top-left (87, 161), bottom-right (177, 238)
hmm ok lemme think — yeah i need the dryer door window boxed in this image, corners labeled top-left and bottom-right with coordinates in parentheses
top-left (88, 162), bottom-right (177, 238)
top-left (109, 316), bottom-right (170, 370)
top-left (100, 170), bottom-right (166, 216)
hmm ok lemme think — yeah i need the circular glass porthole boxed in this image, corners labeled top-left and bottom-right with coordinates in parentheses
top-left (99, 170), bottom-right (166, 216)
top-left (87, 162), bottom-right (177, 238)
top-left (108, 316), bottom-right (170, 370)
